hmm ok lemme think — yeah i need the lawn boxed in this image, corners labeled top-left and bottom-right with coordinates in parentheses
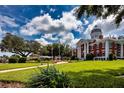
top-left (1, 60), bottom-right (124, 87)
top-left (0, 61), bottom-right (51, 71)
top-left (0, 63), bottom-right (41, 71)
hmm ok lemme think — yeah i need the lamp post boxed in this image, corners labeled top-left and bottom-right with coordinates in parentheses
top-left (52, 45), bottom-right (54, 61)
top-left (59, 39), bottom-right (61, 61)
top-left (58, 36), bottom-right (61, 62)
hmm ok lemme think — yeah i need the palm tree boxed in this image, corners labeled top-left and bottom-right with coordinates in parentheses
top-left (76, 5), bottom-right (124, 26)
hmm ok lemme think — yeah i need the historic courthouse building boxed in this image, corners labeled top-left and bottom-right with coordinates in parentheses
top-left (76, 26), bottom-right (124, 60)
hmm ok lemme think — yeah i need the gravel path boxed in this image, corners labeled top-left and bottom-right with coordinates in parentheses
top-left (0, 62), bottom-right (68, 73)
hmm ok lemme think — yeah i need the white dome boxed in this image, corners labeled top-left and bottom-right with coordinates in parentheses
top-left (90, 25), bottom-right (103, 39)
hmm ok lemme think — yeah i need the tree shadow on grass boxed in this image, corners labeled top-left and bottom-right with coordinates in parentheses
top-left (67, 67), bottom-right (124, 88)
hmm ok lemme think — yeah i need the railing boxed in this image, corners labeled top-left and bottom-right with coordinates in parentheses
top-left (94, 56), bottom-right (106, 60)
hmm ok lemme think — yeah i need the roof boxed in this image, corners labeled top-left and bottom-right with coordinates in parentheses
top-left (91, 28), bottom-right (102, 34)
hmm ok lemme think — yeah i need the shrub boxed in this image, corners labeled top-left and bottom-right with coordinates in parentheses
top-left (11, 54), bottom-right (20, 59)
top-left (71, 56), bottom-right (79, 60)
top-left (9, 57), bottom-right (18, 63)
top-left (28, 57), bottom-right (41, 62)
top-left (63, 57), bottom-right (71, 60)
top-left (109, 54), bottom-right (114, 61)
top-left (27, 66), bottom-right (70, 88)
top-left (35, 58), bottom-right (41, 62)
top-left (0, 55), bottom-right (9, 63)
top-left (18, 57), bottom-right (27, 63)
top-left (86, 53), bottom-right (94, 60)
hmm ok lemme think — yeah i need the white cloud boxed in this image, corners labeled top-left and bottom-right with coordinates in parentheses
top-left (20, 7), bottom-right (83, 46)
top-left (0, 27), bottom-right (6, 42)
top-left (60, 12), bottom-right (82, 31)
top-left (42, 33), bottom-right (58, 41)
top-left (50, 8), bottom-right (56, 12)
top-left (57, 15), bottom-right (60, 18)
top-left (20, 14), bottom-right (65, 35)
top-left (83, 19), bottom-right (89, 25)
top-left (60, 32), bottom-right (74, 44)
top-left (20, 11), bottom-right (83, 36)
top-left (0, 15), bottom-right (19, 27)
top-left (40, 9), bottom-right (44, 14)
top-left (35, 38), bottom-right (50, 46)
top-left (84, 15), bottom-right (124, 39)
top-left (0, 15), bottom-right (19, 42)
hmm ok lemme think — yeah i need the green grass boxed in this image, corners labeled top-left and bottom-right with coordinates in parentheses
top-left (0, 61), bottom-right (52, 71)
top-left (0, 68), bottom-right (39, 83)
top-left (0, 63), bottom-right (42, 71)
top-left (1, 60), bottom-right (124, 87)
top-left (55, 60), bottom-right (124, 87)
top-left (56, 60), bottom-right (124, 72)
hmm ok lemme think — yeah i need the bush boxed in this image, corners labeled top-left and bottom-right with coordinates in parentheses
top-left (109, 54), bottom-right (114, 61)
top-left (28, 57), bottom-right (42, 62)
top-left (27, 66), bottom-right (70, 88)
top-left (18, 57), bottom-right (27, 63)
top-left (9, 57), bottom-right (18, 63)
top-left (0, 55), bottom-right (9, 63)
top-left (63, 57), bottom-right (71, 60)
top-left (11, 55), bottom-right (20, 59)
top-left (86, 53), bottom-right (94, 60)
top-left (71, 56), bottom-right (79, 60)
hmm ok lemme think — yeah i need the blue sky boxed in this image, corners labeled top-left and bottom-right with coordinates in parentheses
top-left (0, 5), bottom-right (124, 47)
top-left (0, 5), bottom-right (96, 46)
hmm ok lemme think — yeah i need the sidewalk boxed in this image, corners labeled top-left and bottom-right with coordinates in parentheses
top-left (0, 61), bottom-right (68, 73)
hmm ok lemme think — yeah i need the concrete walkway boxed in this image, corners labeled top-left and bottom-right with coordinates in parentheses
top-left (0, 61), bottom-right (68, 74)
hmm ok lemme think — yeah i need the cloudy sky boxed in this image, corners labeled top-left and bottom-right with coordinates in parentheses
top-left (0, 5), bottom-right (124, 47)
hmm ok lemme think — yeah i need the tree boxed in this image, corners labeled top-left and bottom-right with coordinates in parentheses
top-left (76, 5), bottom-right (124, 26)
top-left (39, 43), bottom-right (72, 59)
top-left (1, 33), bottom-right (41, 57)
top-left (63, 44), bottom-right (72, 57)
top-left (39, 46), bottom-right (49, 56)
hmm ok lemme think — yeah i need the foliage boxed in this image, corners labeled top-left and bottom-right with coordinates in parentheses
top-left (18, 57), bottom-right (27, 63)
top-left (76, 5), bottom-right (124, 26)
top-left (86, 53), bottom-right (94, 60)
top-left (39, 43), bottom-right (72, 59)
top-left (108, 54), bottom-right (114, 60)
top-left (11, 54), bottom-right (20, 59)
top-left (1, 33), bottom-right (41, 57)
top-left (0, 55), bottom-right (9, 63)
top-left (71, 56), bottom-right (79, 60)
top-left (63, 57), bottom-right (71, 60)
top-left (9, 57), bottom-right (18, 63)
top-left (29, 58), bottom-right (41, 62)
top-left (27, 66), bottom-right (70, 88)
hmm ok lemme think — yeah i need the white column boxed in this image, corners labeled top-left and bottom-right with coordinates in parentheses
top-left (77, 46), bottom-right (81, 59)
top-left (84, 43), bottom-right (87, 59)
top-left (105, 40), bottom-right (109, 60)
top-left (121, 43), bottom-right (123, 59)
top-left (87, 42), bottom-right (89, 54)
